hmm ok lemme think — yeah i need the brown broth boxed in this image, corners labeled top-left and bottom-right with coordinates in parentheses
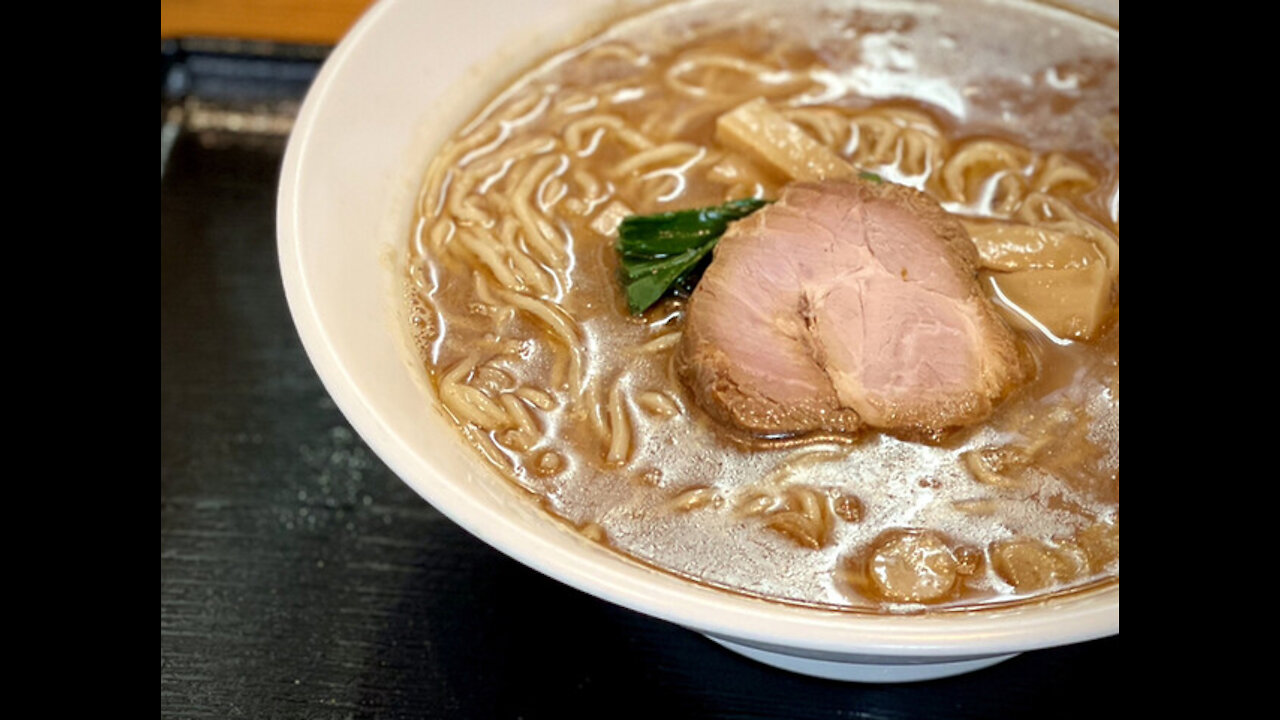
top-left (406, 0), bottom-right (1118, 612)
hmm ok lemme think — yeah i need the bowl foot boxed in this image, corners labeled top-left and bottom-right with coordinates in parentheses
top-left (703, 635), bottom-right (1018, 682)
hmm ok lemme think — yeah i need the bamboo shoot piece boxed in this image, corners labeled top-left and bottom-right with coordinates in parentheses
top-left (966, 220), bottom-right (1116, 340)
top-left (963, 220), bottom-right (1099, 273)
top-left (990, 250), bottom-right (1111, 340)
top-left (715, 98), bottom-right (856, 182)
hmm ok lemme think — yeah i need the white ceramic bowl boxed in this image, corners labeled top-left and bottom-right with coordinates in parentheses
top-left (277, 0), bottom-right (1119, 682)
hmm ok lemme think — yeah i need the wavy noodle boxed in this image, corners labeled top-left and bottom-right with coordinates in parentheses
top-left (762, 447), bottom-right (850, 486)
top-left (669, 486), bottom-right (719, 512)
top-left (564, 115), bottom-right (654, 155)
top-left (764, 486), bottom-right (832, 549)
top-left (448, 384), bottom-right (501, 427)
top-left (497, 289), bottom-right (580, 351)
top-left (541, 174), bottom-right (568, 210)
top-left (636, 390), bottom-right (679, 418)
top-left (440, 135), bottom-right (562, 246)
top-left (634, 332), bottom-right (681, 354)
top-left (443, 169), bottom-right (495, 228)
top-left (779, 105), bottom-right (948, 179)
top-left (421, 125), bottom-right (501, 218)
top-left (1034, 153), bottom-right (1097, 194)
top-left (942, 139), bottom-right (1039, 207)
top-left (1017, 192), bottom-right (1119, 276)
top-left (497, 428), bottom-right (534, 453)
top-left (653, 96), bottom-right (737, 140)
top-left (440, 352), bottom-right (478, 386)
top-left (515, 386), bottom-right (557, 410)
top-left (664, 52), bottom-right (795, 98)
top-left (585, 380), bottom-right (609, 443)
top-left (851, 114), bottom-right (901, 163)
top-left (721, 180), bottom-right (768, 202)
top-left (490, 89), bottom-right (552, 132)
top-left (736, 483), bottom-right (833, 549)
top-left (439, 354), bottom-right (510, 429)
top-left (991, 172), bottom-right (1029, 215)
top-left (509, 155), bottom-right (571, 268)
top-left (612, 142), bottom-right (705, 178)
top-left (433, 94), bottom-right (551, 226)
top-left (605, 378), bottom-right (632, 465)
top-left (497, 218), bottom-right (555, 296)
top-left (549, 341), bottom-right (569, 392)
top-left (581, 42), bottom-right (649, 67)
top-left (552, 90), bottom-right (599, 116)
top-left (455, 390), bottom-right (507, 427)
top-left (781, 107), bottom-right (850, 150)
top-left (572, 169), bottom-right (607, 203)
top-left (737, 493), bottom-right (774, 517)
top-left (424, 217), bottom-right (455, 255)
top-left (499, 393), bottom-right (541, 449)
top-left (941, 139), bottom-right (1033, 204)
top-left (471, 270), bottom-right (499, 306)
top-left (617, 143), bottom-right (710, 203)
top-left (470, 427), bottom-right (515, 470)
top-left (497, 288), bottom-right (584, 396)
top-left (472, 362), bottom-right (517, 394)
top-left (897, 130), bottom-right (942, 177)
top-left (457, 229), bottom-right (521, 290)
top-left (467, 135), bottom-right (557, 181)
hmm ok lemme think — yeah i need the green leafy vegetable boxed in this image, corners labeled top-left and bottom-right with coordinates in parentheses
top-left (616, 198), bottom-right (769, 314)
top-left (858, 170), bottom-right (884, 183)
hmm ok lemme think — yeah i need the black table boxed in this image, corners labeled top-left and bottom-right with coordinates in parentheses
top-left (159, 41), bottom-right (1118, 719)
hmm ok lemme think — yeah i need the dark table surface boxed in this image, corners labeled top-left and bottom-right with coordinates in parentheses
top-left (159, 41), bottom-right (1118, 719)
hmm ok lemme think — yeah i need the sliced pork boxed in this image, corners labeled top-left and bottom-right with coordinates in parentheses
top-left (677, 180), bottom-right (1029, 439)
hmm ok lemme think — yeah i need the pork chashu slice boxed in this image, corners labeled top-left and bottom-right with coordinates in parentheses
top-left (677, 180), bottom-right (1029, 439)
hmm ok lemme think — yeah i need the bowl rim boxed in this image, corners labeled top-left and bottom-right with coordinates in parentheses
top-left (277, 0), bottom-right (1118, 658)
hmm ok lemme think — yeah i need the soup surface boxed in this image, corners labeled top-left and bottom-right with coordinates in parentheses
top-left (406, 0), bottom-right (1119, 612)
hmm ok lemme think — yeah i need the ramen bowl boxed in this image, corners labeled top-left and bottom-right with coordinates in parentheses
top-left (277, 0), bottom-right (1119, 682)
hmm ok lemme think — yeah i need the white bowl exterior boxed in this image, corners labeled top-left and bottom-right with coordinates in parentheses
top-left (278, 0), bottom-right (1118, 662)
